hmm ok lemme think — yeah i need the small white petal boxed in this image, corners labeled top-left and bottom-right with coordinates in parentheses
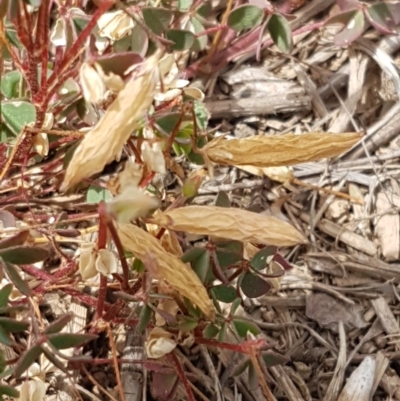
top-left (146, 328), bottom-right (177, 359)
top-left (106, 186), bottom-right (160, 223)
top-left (95, 249), bottom-right (118, 277)
top-left (79, 243), bottom-right (97, 280)
top-left (80, 63), bottom-right (106, 104)
top-left (97, 11), bottom-right (135, 41)
top-left (50, 18), bottom-right (67, 47)
top-left (141, 142), bottom-right (166, 175)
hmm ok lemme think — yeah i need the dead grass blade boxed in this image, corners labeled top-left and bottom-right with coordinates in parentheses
top-left (61, 53), bottom-right (160, 191)
top-left (203, 132), bottom-right (362, 167)
top-left (117, 223), bottom-right (215, 319)
top-left (153, 206), bottom-right (306, 246)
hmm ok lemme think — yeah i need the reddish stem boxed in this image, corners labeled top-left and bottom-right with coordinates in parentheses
top-left (169, 352), bottom-right (196, 401)
top-left (106, 220), bottom-right (130, 290)
top-left (95, 201), bottom-right (111, 320)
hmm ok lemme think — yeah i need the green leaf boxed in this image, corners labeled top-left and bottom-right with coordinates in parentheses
top-left (1, 71), bottom-right (22, 98)
top-left (48, 333), bottom-right (97, 350)
top-left (267, 13), bottom-right (293, 54)
top-left (230, 298), bottom-right (242, 316)
top-left (215, 241), bottom-right (243, 268)
top-left (2, 261), bottom-right (32, 296)
top-left (0, 231), bottom-right (29, 250)
top-left (179, 0), bottom-right (193, 11)
top-left (0, 317), bottom-right (29, 332)
top-left (0, 123), bottom-right (15, 142)
top-left (203, 323), bottom-right (219, 338)
top-left (132, 258), bottom-right (145, 273)
top-left (1, 101), bottom-right (36, 135)
top-left (190, 17), bottom-right (207, 51)
top-left (261, 351), bottom-right (290, 367)
top-left (0, 245), bottom-right (49, 265)
top-left (86, 185), bottom-right (112, 204)
top-left (227, 5), bottom-right (264, 31)
top-left (0, 285), bottom-right (12, 309)
top-left (183, 298), bottom-right (202, 319)
top-left (14, 345), bottom-right (42, 377)
top-left (240, 271), bottom-right (271, 298)
top-left (0, 385), bottom-right (19, 398)
top-left (214, 191), bottom-right (231, 208)
top-left (166, 29), bottom-right (195, 51)
top-left (130, 24), bottom-right (149, 56)
top-left (366, 3), bottom-right (398, 34)
top-left (194, 100), bottom-right (209, 131)
top-left (181, 248), bottom-right (210, 282)
top-left (218, 322), bottom-right (227, 341)
top-left (44, 313), bottom-right (73, 335)
top-left (326, 10), bottom-right (365, 46)
top-left (178, 316), bottom-right (198, 331)
top-left (233, 318), bottom-right (261, 338)
top-left (136, 304), bottom-right (153, 334)
top-left (211, 285), bottom-right (237, 303)
top-left (250, 246), bottom-right (276, 270)
top-left (142, 7), bottom-right (173, 35)
top-left (232, 358), bottom-right (250, 376)
top-left (0, 326), bottom-right (12, 347)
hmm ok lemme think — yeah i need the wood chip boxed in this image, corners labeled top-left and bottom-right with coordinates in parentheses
top-left (375, 192), bottom-right (400, 261)
top-left (371, 297), bottom-right (400, 350)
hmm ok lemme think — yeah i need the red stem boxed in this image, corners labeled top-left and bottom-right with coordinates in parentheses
top-left (106, 220), bottom-right (130, 290)
top-left (169, 352), bottom-right (196, 401)
top-left (95, 201), bottom-right (110, 320)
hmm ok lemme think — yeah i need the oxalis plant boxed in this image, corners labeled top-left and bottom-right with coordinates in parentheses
top-left (0, 0), bottom-right (400, 400)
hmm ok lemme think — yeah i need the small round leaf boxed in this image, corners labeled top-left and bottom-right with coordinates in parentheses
top-left (227, 5), bottom-right (264, 31)
top-left (250, 246), bottom-right (276, 270)
top-left (233, 318), bottom-right (261, 338)
top-left (166, 29), bottom-right (195, 50)
top-left (325, 10), bottom-right (365, 46)
top-left (240, 271), bottom-right (271, 298)
top-left (267, 13), bottom-right (293, 54)
top-left (262, 351), bottom-right (290, 367)
top-left (1, 71), bottom-right (22, 98)
top-left (211, 285), bottom-right (237, 303)
top-left (1, 101), bottom-right (36, 135)
top-left (366, 3), bottom-right (398, 34)
top-left (142, 7), bottom-right (173, 35)
top-left (0, 245), bottom-right (49, 265)
top-left (203, 323), bottom-right (220, 338)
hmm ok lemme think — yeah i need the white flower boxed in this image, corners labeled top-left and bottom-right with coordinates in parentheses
top-left (80, 63), bottom-right (106, 104)
top-left (141, 142), bottom-right (166, 174)
top-left (146, 328), bottom-right (177, 359)
top-left (79, 243), bottom-right (97, 280)
top-left (16, 379), bottom-right (47, 401)
top-left (95, 249), bottom-right (118, 277)
top-left (106, 186), bottom-right (160, 223)
top-left (97, 10), bottom-right (135, 41)
top-left (50, 17), bottom-right (67, 47)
